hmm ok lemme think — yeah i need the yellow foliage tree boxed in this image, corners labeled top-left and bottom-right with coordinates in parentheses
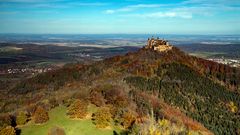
top-left (0, 126), bottom-right (15, 135)
top-left (67, 99), bottom-right (88, 119)
top-left (92, 107), bottom-right (112, 128)
top-left (16, 111), bottom-right (27, 125)
top-left (228, 101), bottom-right (238, 113)
top-left (121, 111), bottom-right (136, 129)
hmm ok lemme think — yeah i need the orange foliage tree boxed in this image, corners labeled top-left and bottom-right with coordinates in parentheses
top-left (121, 111), bottom-right (136, 129)
top-left (34, 106), bottom-right (49, 124)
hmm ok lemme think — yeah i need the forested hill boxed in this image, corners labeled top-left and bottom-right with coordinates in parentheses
top-left (8, 46), bottom-right (240, 134)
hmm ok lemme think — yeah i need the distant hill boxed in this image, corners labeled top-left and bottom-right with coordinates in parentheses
top-left (3, 43), bottom-right (240, 134)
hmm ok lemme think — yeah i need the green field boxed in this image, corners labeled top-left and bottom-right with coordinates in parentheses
top-left (20, 105), bottom-right (119, 135)
top-left (0, 47), bottom-right (23, 52)
top-left (189, 52), bottom-right (226, 58)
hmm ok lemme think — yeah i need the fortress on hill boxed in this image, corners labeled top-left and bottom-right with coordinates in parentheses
top-left (144, 37), bottom-right (173, 52)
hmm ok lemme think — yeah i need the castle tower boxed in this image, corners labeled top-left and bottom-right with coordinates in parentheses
top-left (166, 41), bottom-right (169, 46)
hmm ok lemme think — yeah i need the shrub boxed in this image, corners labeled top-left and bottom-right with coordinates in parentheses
top-left (25, 104), bottom-right (37, 116)
top-left (0, 114), bottom-right (11, 130)
top-left (92, 107), bottom-right (112, 128)
top-left (90, 91), bottom-right (105, 107)
top-left (63, 98), bottom-right (74, 107)
top-left (104, 87), bottom-right (128, 108)
top-left (16, 111), bottom-right (27, 125)
top-left (67, 99), bottom-right (88, 119)
top-left (228, 101), bottom-right (238, 113)
top-left (73, 90), bottom-right (90, 101)
top-left (33, 106), bottom-right (49, 124)
top-left (137, 117), bottom-right (198, 135)
top-left (48, 98), bottom-right (59, 108)
top-left (0, 126), bottom-right (15, 135)
top-left (48, 126), bottom-right (65, 135)
top-left (37, 100), bottom-right (52, 111)
top-left (121, 111), bottom-right (136, 129)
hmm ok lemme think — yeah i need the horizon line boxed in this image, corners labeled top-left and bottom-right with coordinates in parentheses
top-left (0, 33), bottom-right (240, 36)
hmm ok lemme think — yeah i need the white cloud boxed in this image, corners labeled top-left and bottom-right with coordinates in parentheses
top-left (172, 6), bottom-right (213, 16)
top-left (0, 0), bottom-right (61, 3)
top-left (68, 2), bottom-right (109, 6)
top-left (104, 10), bottom-right (115, 14)
top-left (182, 0), bottom-right (240, 5)
top-left (103, 0), bottom-right (240, 19)
top-left (126, 12), bottom-right (192, 19)
top-left (103, 3), bottom-right (193, 18)
top-left (31, 2), bottom-right (108, 8)
top-left (127, 4), bottom-right (162, 8)
top-left (181, 0), bottom-right (240, 12)
top-left (0, 1), bottom-right (109, 9)
top-left (104, 4), bottom-right (163, 14)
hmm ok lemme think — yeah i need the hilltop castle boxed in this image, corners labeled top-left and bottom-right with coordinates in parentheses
top-left (145, 37), bottom-right (172, 52)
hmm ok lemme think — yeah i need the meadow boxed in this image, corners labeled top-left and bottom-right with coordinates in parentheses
top-left (20, 105), bottom-right (119, 135)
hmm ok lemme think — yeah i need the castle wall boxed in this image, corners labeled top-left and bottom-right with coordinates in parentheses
top-left (145, 38), bottom-right (172, 52)
top-left (153, 45), bottom-right (172, 52)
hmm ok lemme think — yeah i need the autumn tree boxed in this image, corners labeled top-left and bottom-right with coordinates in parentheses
top-left (92, 107), bottom-right (112, 128)
top-left (104, 87), bottom-right (128, 108)
top-left (16, 111), bottom-right (27, 125)
top-left (0, 114), bottom-right (11, 130)
top-left (34, 106), bottom-right (49, 124)
top-left (228, 101), bottom-right (238, 113)
top-left (67, 99), bottom-right (88, 119)
top-left (121, 111), bottom-right (136, 129)
top-left (25, 104), bottom-right (37, 116)
top-left (0, 126), bottom-right (15, 135)
top-left (90, 90), bottom-right (105, 107)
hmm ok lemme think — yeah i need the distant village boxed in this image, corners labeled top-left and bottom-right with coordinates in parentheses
top-left (207, 58), bottom-right (240, 68)
top-left (0, 67), bottom-right (53, 75)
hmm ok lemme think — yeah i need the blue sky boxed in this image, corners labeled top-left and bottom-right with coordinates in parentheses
top-left (0, 0), bottom-right (240, 34)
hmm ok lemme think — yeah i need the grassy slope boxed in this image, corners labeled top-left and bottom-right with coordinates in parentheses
top-left (20, 105), bottom-right (118, 135)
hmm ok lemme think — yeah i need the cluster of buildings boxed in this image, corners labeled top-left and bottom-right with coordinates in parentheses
top-left (68, 53), bottom-right (90, 57)
top-left (0, 67), bottom-right (53, 75)
top-left (145, 37), bottom-right (173, 52)
top-left (208, 58), bottom-right (240, 68)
